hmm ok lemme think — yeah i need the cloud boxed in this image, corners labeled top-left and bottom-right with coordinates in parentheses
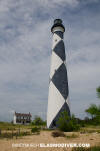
top-left (37, 0), bottom-right (79, 8)
top-left (0, 0), bottom-right (100, 121)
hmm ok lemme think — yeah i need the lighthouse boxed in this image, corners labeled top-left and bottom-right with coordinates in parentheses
top-left (47, 19), bottom-right (70, 128)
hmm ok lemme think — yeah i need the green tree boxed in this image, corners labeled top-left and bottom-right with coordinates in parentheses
top-left (84, 86), bottom-right (100, 125)
top-left (85, 104), bottom-right (99, 118)
top-left (96, 86), bottom-right (100, 98)
top-left (85, 104), bottom-right (100, 124)
top-left (32, 116), bottom-right (46, 126)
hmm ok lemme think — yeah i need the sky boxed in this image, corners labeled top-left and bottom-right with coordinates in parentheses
top-left (0, 0), bottom-right (100, 122)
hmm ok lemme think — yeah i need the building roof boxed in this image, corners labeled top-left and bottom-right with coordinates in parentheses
top-left (15, 112), bottom-right (32, 117)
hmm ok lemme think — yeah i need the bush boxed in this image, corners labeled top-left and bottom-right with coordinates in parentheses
top-left (57, 111), bottom-right (80, 132)
top-left (51, 130), bottom-right (65, 137)
top-left (31, 126), bottom-right (40, 133)
top-left (31, 116), bottom-right (46, 126)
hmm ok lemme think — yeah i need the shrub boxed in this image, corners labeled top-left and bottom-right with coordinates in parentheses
top-left (51, 130), bottom-right (65, 137)
top-left (57, 111), bottom-right (80, 132)
top-left (31, 116), bottom-right (46, 126)
top-left (31, 126), bottom-right (40, 133)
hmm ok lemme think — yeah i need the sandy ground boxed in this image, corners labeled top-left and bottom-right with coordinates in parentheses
top-left (0, 131), bottom-right (100, 151)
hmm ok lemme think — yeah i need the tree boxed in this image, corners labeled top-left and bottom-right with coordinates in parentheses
top-left (85, 104), bottom-right (99, 118)
top-left (96, 86), bottom-right (100, 99)
top-left (85, 104), bottom-right (100, 124)
top-left (31, 116), bottom-right (46, 126)
top-left (84, 86), bottom-right (100, 125)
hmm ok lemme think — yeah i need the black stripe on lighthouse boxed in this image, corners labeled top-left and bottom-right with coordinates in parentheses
top-left (53, 40), bottom-right (65, 61)
top-left (49, 102), bottom-right (70, 128)
top-left (51, 63), bottom-right (69, 100)
top-left (54, 31), bottom-right (63, 39)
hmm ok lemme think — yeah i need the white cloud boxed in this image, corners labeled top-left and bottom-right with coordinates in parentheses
top-left (37, 0), bottom-right (79, 8)
top-left (0, 0), bottom-right (100, 121)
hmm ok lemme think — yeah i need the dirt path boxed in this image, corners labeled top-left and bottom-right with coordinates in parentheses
top-left (0, 131), bottom-right (100, 151)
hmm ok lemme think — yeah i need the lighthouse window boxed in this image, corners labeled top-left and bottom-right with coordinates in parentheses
top-left (55, 39), bottom-right (57, 42)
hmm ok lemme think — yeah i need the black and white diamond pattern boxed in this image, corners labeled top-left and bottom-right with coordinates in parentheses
top-left (53, 40), bottom-right (65, 61)
top-left (51, 63), bottom-right (69, 100)
top-left (47, 30), bottom-right (70, 128)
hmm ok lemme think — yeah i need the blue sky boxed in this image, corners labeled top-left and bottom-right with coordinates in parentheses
top-left (0, 0), bottom-right (100, 121)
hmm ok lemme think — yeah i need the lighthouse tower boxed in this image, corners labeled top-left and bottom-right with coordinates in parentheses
top-left (47, 19), bottom-right (70, 128)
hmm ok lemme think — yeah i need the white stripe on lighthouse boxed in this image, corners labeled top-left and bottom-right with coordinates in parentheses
top-left (50, 51), bottom-right (63, 79)
top-left (47, 81), bottom-right (65, 128)
top-left (52, 33), bottom-right (62, 50)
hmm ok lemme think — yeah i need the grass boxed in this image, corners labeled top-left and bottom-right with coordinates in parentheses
top-left (0, 121), bottom-right (41, 139)
top-left (66, 133), bottom-right (79, 139)
top-left (0, 121), bottom-right (33, 130)
top-left (80, 126), bottom-right (100, 134)
top-left (0, 121), bottom-right (100, 139)
top-left (0, 131), bottom-right (31, 139)
top-left (72, 146), bottom-right (100, 151)
top-left (80, 129), bottom-right (95, 134)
